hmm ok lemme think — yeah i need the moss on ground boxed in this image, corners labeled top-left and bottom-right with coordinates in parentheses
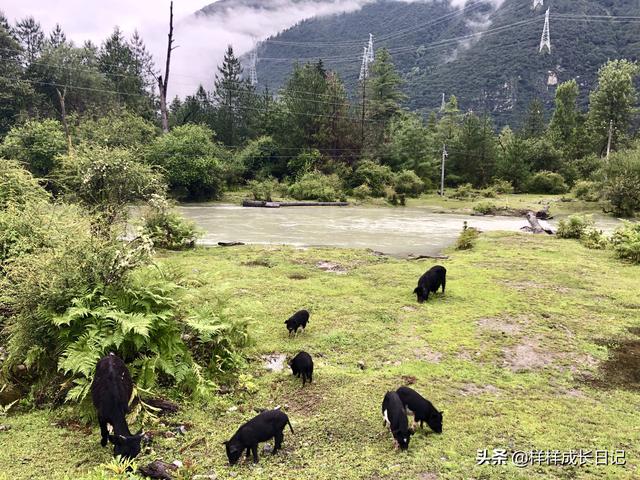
top-left (1, 233), bottom-right (639, 479)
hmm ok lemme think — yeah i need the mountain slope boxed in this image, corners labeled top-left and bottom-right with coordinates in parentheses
top-left (242, 0), bottom-right (640, 125)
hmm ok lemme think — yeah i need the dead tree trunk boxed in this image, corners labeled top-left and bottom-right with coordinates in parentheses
top-left (55, 87), bottom-right (72, 151)
top-left (524, 211), bottom-right (555, 235)
top-left (157, 1), bottom-right (175, 134)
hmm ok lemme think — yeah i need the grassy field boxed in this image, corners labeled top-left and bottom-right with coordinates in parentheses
top-left (2, 232), bottom-right (640, 479)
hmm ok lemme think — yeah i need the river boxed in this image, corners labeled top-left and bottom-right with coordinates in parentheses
top-left (179, 204), bottom-right (572, 257)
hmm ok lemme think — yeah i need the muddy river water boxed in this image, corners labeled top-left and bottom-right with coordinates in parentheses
top-left (179, 204), bottom-right (620, 257)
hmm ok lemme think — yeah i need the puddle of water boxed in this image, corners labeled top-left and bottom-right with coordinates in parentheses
top-left (179, 204), bottom-right (621, 257)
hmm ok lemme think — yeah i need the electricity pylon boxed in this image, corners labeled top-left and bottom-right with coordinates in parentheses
top-left (249, 50), bottom-right (258, 86)
top-left (440, 93), bottom-right (446, 112)
top-left (359, 46), bottom-right (369, 81)
top-left (367, 33), bottom-right (374, 64)
top-left (533, 0), bottom-right (544, 9)
top-left (539, 8), bottom-right (551, 53)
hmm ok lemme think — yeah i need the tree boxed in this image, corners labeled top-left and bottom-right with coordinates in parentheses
top-left (495, 127), bottom-right (532, 191)
top-left (14, 16), bottom-right (44, 66)
top-left (156, 2), bottom-right (175, 133)
top-left (383, 112), bottom-right (437, 181)
top-left (213, 45), bottom-right (246, 146)
top-left (436, 95), bottom-right (462, 145)
top-left (600, 146), bottom-right (640, 217)
top-left (145, 124), bottom-right (225, 200)
top-left (0, 16), bottom-right (32, 135)
top-left (522, 98), bottom-right (546, 139)
top-left (549, 80), bottom-right (580, 153)
top-left (1, 119), bottom-right (67, 177)
top-left (317, 72), bottom-right (356, 163)
top-left (587, 60), bottom-right (640, 155)
top-left (450, 113), bottom-right (497, 187)
top-left (73, 109), bottom-right (158, 149)
top-left (48, 23), bottom-right (67, 48)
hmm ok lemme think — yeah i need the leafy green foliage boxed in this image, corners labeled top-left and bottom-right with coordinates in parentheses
top-left (450, 183), bottom-right (476, 200)
top-left (0, 159), bottom-right (49, 209)
top-left (600, 147), bottom-right (640, 217)
top-left (56, 145), bottom-right (165, 219)
top-left (473, 201), bottom-right (497, 215)
top-left (73, 110), bottom-right (158, 149)
top-left (140, 195), bottom-right (200, 251)
top-left (572, 180), bottom-right (600, 202)
top-left (393, 170), bottom-right (425, 197)
top-left (0, 120), bottom-right (67, 177)
top-left (349, 160), bottom-right (393, 197)
top-left (352, 184), bottom-right (372, 200)
top-left (248, 177), bottom-right (279, 202)
top-left (526, 171), bottom-right (569, 194)
top-left (145, 124), bottom-right (225, 201)
top-left (455, 224), bottom-right (479, 250)
top-left (288, 171), bottom-right (343, 202)
top-left (610, 221), bottom-right (640, 263)
top-left (557, 215), bottom-right (594, 239)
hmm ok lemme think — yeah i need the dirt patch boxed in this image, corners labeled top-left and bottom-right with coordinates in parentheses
top-left (417, 473), bottom-right (439, 480)
top-left (288, 273), bottom-right (308, 280)
top-left (401, 305), bottom-right (417, 312)
top-left (459, 383), bottom-right (500, 396)
top-left (413, 347), bottom-right (442, 363)
top-left (501, 280), bottom-right (545, 292)
top-left (263, 354), bottom-right (287, 373)
top-left (503, 338), bottom-right (554, 372)
top-left (588, 339), bottom-right (640, 390)
top-left (242, 259), bottom-right (273, 268)
top-left (316, 261), bottom-right (348, 275)
top-left (477, 316), bottom-right (526, 335)
top-left (401, 375), bottom-right (417, 385)
top-left (54, 419), bottom-right (92, 435)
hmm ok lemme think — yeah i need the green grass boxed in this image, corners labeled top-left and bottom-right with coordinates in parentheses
top-left (2, 233), bottom-right (640, 479)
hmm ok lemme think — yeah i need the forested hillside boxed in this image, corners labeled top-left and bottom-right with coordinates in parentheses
top-left (239, 0), bottom-right (640, 125)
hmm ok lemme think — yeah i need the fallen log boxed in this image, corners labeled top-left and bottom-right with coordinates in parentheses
top-left (145, 397), bottom-right (180, 416)
top-left (407, 254), bottom-right (450, 261)
top-left (242, 199), bottom-right (349, 208)
top-left (522, 211), bottom-right (555, 235)
top-left (218, 241), bottom-right (245, 247)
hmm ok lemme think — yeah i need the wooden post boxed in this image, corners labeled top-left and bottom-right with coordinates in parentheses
top-left (440, 144), bottom-right (447, 196)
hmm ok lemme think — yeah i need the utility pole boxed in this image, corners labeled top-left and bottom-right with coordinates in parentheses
top-left (606, 119), bottom-right (614, 159)
top-left (158, 1), bottom-right (176, 133)
top-left (440, 144), bottom-right (448, 196)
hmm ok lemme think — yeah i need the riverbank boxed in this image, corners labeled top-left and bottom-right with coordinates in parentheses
top-left (1, 232), bottom-right (639, 479)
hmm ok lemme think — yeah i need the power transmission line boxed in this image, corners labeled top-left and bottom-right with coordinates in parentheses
top-left (539, 8), bottom-right (551, 54)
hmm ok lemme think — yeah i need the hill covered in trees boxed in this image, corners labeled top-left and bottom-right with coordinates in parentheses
top-left (226, 0), bottom-right (640, 126)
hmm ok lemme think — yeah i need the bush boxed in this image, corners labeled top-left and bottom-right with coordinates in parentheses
top-left (0, 119), bottom-right (67, 177)
top-left (610, 221), bottom-right (640, 263)
top-left (350, 160), bottom-right (393, 197)
top-left (526, 171), bottom-right (569, 194)
top-left (248, 177), bottom-right (279, 202)
top-left (73, 110), bottom-right (158, 149)
top-left (473, 201), bottom-right (497, 215)
top-left (352, 184), bottom-right (372, 200)
top-left (287, 149), bottom-right (322, 177)
top-left (145, 124), bottom-right (225, 201)
top-left (456, 223), bottom-right (480, 250)
top-left (601, 148), bottom-right (640, 217)
top-left (481, 187), bottom-right (498, 198)
top-left (393, 170), bottom-right (425, 197)
top-left (140, 195), bottom-right (200, 250)
top-left (234, 136), bottom-right (284, 181)
top-left (56, 146), bottom-right (165, 220)
top-left (451, 183), bottom-right (477, 199)
top-left (556, 215), bottom-right (594, 239)
top-left (288, 171), bottom-right (343, 202)
top-left (491, 179), bottom-right (514, 194)
top-left (580, 227), bottom-right (608, 250)
top-left (0, 159), bottom-right (50, 209)
top-left (572, 180), bottom-right (600, 202)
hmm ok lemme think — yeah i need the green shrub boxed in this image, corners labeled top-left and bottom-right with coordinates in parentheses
top-left (393, 170), bottom-right (425, 197)
top-left (288, 172), bottom-right (342, 202)
top-left (248, 177), bottom-right (279, 202)
top-left (234, 136), bottom-right (284, 181)
top-left (0, 159), bottom-right (50, 209)
top-left (145, 124), bottom-right (225, 201)
top-left (556, 215), bottom-right (594, 239)
top-left (481, 187), bottom-right (498, 198)
top-left (352, 184), bottom-right (372, 200)
top-left (580, 227), bottom-right (608, 250)
top-left (56, 146), bottom-right (165, 218)
top-left (0, 119), bottom-right (67, 177)
top-left (451, 183), bottom-right (476, 199)
top-left (526, 171), bottom-right (569, 194)
top-left (490, 179), bottom-right (514, 194)
top-left (601, 148), bottom-right (640, 217)
top-left (610, 221), bottom-right (640, 263)
top-left (572, 180), bottom-right (600, 202)
top-left (140, 195), bottom-right (200, 250)
top-left (287, 149), bottom-right (322, 177)
top-left (456, 223), bottom-right (480, 250)
top-left (473, 201), bottom-right (497, 215)
top-left (350, 160), bottom-right (393, 197)
top-left (73, 110), bottom-right (158, 149)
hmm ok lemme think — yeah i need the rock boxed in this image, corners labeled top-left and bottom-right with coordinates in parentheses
top-left (263, 354), bottom-right (287, 373)
top-left (0, 384), bottom-right (22, 406)
top-left (263, 444), bottom-right (274, 454)
top-left (357, 360), bottom-right (366, 370)
top-left (0, 425), bottom-right (11, 432)
top-left (139, 460), bottom-right (177, 480)
top-left (175, 425), bottom-right (187, 436)
top-left (172, 460), bottom-right (183, 468)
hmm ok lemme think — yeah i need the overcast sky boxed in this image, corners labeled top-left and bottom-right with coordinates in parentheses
top-left (1, 0), bottom-right (375, 98)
